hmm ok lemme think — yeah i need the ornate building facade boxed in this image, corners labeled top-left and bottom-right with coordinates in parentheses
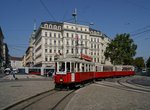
top-left (32, 21), bottom-right (111, 67)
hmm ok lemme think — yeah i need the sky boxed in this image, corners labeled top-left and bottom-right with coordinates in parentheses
top-left (0, 0), bottom-right (150, 60)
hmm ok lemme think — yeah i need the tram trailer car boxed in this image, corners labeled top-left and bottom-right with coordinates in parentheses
top-left (54, 58), bottom-right (135, 88)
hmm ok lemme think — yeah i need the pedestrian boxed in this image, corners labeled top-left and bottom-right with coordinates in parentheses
top-left (11, 68), bottom-right (17, 80)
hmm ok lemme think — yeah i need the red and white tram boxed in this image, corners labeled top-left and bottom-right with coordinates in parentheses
top-left (54, 57), bottom-right (135, 88)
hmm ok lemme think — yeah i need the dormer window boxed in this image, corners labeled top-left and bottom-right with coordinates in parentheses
top-left (44, 24), bottom-right (48, 28)
top-left (49, 24), bottom-right (52, 29)
top-left (58, 26), bottom-right (61, 30)
top-left (54, 25), bottom-right (57, 29)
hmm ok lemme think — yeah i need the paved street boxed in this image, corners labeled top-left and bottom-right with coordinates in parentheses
top-left (0, 75), bottom-right (150, 110)
top-left (65, 76), bottom-right (150, 110)
top-left (0, 74), bottom-right (54, 109)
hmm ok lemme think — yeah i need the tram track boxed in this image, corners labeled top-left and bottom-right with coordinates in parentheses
top-left (3, 89), bottom-right (76, 110)
top-left (95, 77), bottom-right (150, 94)
top-left (116, 79), bottom-right (150, 94)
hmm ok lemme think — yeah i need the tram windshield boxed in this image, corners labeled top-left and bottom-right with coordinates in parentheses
top-left (59, 62), bottom-right (65, 72)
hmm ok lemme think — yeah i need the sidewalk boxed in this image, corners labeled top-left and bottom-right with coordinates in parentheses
top-left (0, 75), bottom-right (54, 109)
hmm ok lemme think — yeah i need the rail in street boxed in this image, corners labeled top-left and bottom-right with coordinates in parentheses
top-left (3, 89), bottom-right (76, 110)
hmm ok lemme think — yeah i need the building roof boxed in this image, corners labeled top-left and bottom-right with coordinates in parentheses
top-left (41, 21), bottom-right (63, 26)
top-left (10, 56), bottom-right (22, 61)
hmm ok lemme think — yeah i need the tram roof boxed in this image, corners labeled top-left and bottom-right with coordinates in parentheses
top-left (56, 57), bottom-right (95, 65)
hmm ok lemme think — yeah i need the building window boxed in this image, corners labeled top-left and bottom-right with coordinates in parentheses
top-left (44, 24), bottom-right (48, 28)
top-left (85, 50), bottom-right (87, 54)
top-left (71, 33), bottom-right (74, 38)
top-left (67, 40), bottom-right (69, 45)
top-left (94, 44), bottom-right (96, 48)
top-left (58, 40), bottom-right (60, 45)
top-left (49, 24), bottom-right (52, 28)
top-left (54, 33), bottom-right (56, 37)
top-left (49, 32), bottom-right (52, 37)
top-left (85, 35), bottom-right (87, 40)
top-left (54, 25), bottom-right (57, 29)
top-left (66, 50), bottom-right (69, 54)
top-left (58, 50), bottom-right (61, 54)
top-left (71, 48), bottom-right (74, 54)
top-left (45, 57), bottom-right (48, 61)
top-left (45, 39), bottom-right (47, 44)
top-left (81, 35), bottom-right (83, 39)
top-left (54, 49), bottom-right (56, 53)
top-left (49, 40), bottom-right (52, 45)
top-left (45, 32), bottom-right (47, 36)
top-left (45, 49), bottom-right (47, 53)
top-left (58, 33), bottom-right (60, 38)
top-left (49, 57), bottom-right (52, 61)
top-left (58, 26), bottom-right (61, 30)
top-left (49, 49), bottom-right (52, 53)
top-left (85, 41), bottom-right (87, 46)
top-left (54, 40), bottom-right (56, 45)
top-left (91, 44), bottom-right (93, 48)
top-left (66, 33), bottom-right (69, 37)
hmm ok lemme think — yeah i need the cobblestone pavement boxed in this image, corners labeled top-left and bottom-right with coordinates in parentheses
top-left (0, 75), bottom-right (54, 109)
top-left (65, 76), bottom-right (150, 110)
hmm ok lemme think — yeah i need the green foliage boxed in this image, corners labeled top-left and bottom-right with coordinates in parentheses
top-left (146, 57), bottom-right (150, 68)
top-left (104, 33), bottom-right (137, 65)
top-left (133, 57), bottom-right (145, 68)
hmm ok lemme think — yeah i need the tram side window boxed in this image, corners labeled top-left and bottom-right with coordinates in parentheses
top-left (103, 66), bottom-right (113, 72)
top-left (82, 64), bottom-right (84, 72)
top-left (71, 63), bottom-right (74, 72)
top-left (59, 62), bottom-right (65, 72)
top-left (67, 62), bottom-right (70, 72)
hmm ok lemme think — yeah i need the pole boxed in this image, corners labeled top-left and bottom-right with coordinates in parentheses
top-left (72, 8), bottom-right (78, 57)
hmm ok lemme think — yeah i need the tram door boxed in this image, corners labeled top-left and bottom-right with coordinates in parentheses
top-left (71, 63), bottom-right (75, 82)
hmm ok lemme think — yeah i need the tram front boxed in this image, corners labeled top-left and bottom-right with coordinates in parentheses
top-left (54, 58), bottom-right (75, 88)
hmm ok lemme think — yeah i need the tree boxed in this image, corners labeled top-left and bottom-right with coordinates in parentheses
top-left (146, 57), bottom-right (150, 68)
top-left (133, 57), bottom-right (145, 69)
top-left (104, 33), bottom-right (137, 65)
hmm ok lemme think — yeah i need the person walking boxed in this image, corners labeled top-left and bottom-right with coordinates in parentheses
top-left (12, 70), bottom-right (16, 79)
top-left (11, 68), bottom-right (17, 80)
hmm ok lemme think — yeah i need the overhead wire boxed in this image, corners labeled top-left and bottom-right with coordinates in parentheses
top-left (39, 0), bottom-right (56, 21)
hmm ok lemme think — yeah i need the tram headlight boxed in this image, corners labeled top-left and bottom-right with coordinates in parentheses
top-left (60, 78), bottom-right (63, 82)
